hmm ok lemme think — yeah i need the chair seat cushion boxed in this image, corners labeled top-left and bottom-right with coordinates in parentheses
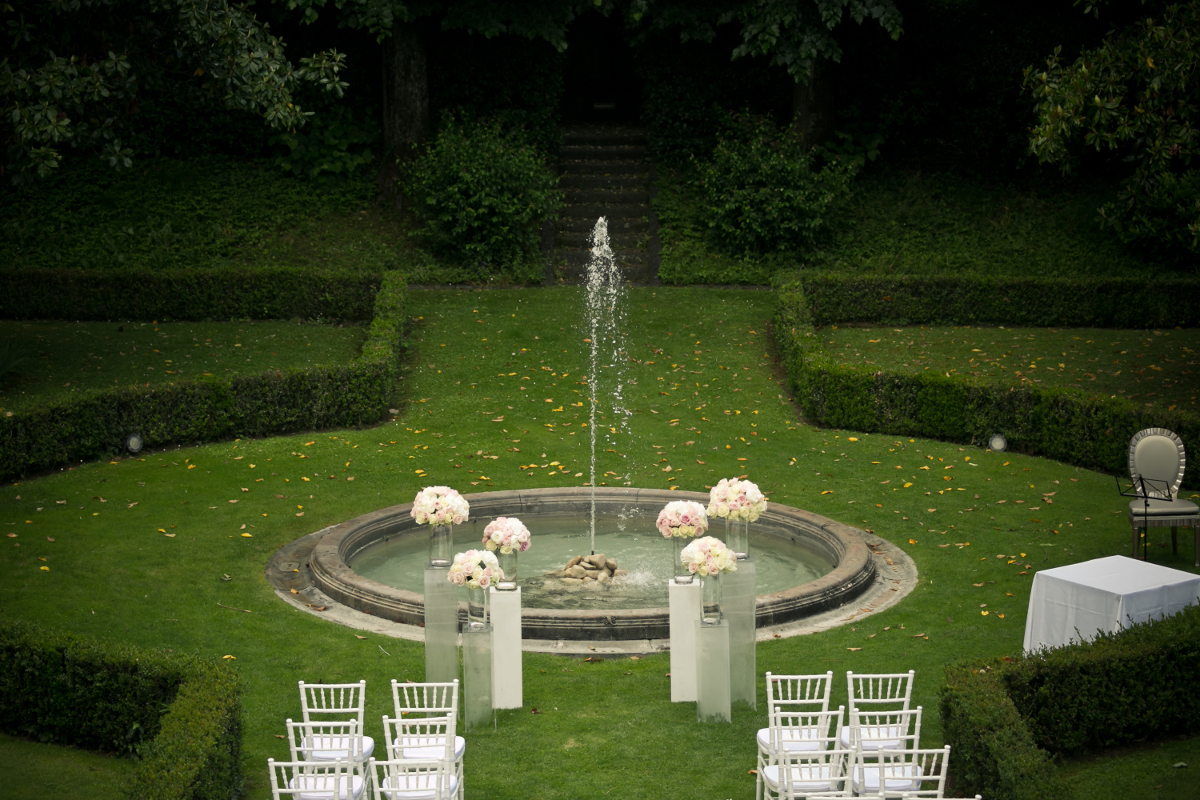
top-left (855, 763), bottom-right (923, 792)
top-left (395, 735), bottom-right (466, 761)
top-left (289, 773), bottom-right (365, 800)
top-left (380, 772), bottom-right (459, 800)
top-left (839, 725), bottom-right (903, 750)
top-left (756, 726), bottom-right (825, 753)
top-left (1129, 498), bottom-right (1199, 517)
top-left (760, 764), bottom-right (839, 793)
top-left (305, 735), bottom-right (375, 762)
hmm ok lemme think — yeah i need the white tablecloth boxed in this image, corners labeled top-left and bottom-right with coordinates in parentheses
top-left (1023, 555), bottom-right (1200, 653)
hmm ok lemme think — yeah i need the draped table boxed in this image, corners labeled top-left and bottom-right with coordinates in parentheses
top-left (1023, 555), bottom-right (1200, 653)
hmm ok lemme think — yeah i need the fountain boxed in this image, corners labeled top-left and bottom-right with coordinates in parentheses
top-left (265, 218), bottom-right (880, 642)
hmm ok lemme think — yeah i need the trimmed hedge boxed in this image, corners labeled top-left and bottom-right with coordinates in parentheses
top-left (0, 620), bottom-right (242, 800)
top-left (941, 605), bottom-right (1200, 800)
top-left (774, 272), bottom-right (1200, 485)
top-left (0, 268), bottom-right (381, 322)
top-left (795, 272), bottom-right (1200, 328)
top-left (0, 271), bottom-right (406, 480)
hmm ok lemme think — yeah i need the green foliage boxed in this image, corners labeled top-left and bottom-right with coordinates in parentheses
top-left (1003, 604), bottom-right (1200, 755)
top-left (0, 342), bottom-right (31, 383)
top-left (0, 268), bottom-right (381, 322)
top-left (402, 118), bottom-right (560, 281)
top-left (271, 104), bottom-right (379, 179)
top-left (773, 271), bottom-right (1200, 483)
top-left (0, 619), bottom-right (242, 800)
top-left (940, 664), bottom-right (1063, 800)
top-left (0, 271), bottom-right (405, 480)
top-left (695, 114), bottom-right (857, 255)
top-left (0, 0), bottom-right (346, 183)
top-left (1024, 1), bottom-right (1200, 258)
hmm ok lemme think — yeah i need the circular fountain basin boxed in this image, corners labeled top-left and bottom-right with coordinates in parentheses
top-left (298, 488), bottom-right (875, 641)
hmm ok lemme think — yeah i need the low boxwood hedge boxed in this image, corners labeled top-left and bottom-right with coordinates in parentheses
top-left (774, 272), bottom-right (1200, 485)
top-left (941, 605), bottom-right (1200, 800)
top-left (0, 620), bottom-right (241, 800)
top-left (0, 271), bottom-right (407, 480)
top-left (0, 268), bottom-right (381, 322)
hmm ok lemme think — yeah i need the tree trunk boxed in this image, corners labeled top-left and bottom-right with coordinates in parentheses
top-left (378, 20), bottom-right (429, 207)
top-left (791, 59), bottom-right (834, 151)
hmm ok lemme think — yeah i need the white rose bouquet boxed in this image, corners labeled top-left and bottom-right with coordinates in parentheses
top-left (447, 549), bottom-right (502, 589)
top-left (655, 500), bottom-right (708, 539)
top-left (706, 477), bottom-right (767, 522)
top-left (411, 486), bottom-right (470, 527)
top-left (680, 536), bottom-right (738, 577)
top-left (482, 517), bottom-right (531, 554)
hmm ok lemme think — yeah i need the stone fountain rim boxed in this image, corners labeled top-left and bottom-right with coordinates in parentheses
top-left (274, 487), bottom-right (878, 642)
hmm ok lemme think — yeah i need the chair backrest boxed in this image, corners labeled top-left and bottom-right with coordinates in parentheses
top-left (369, 756), bottom-right (456, 800)
top-left (872, 745), bottom-right (950, 798)
top-left (768, 704), bottom-right (845, 756)
top-left (1129, 428), bottom-right (1187, 499)
top-left (286, 718), bottom-right (367, 764)
top-left (766, 671), bottom-right (834, 714)
top-left (300, 680), bottom-right (368, 726)
top-left (391, 679), bottom-right (459, 719)
top-left (381, 713), bottom-right (457, 763)
top-left (846, 670), bottom-right (915, 713)
top-left (847, 706), bottom-right (923, 752)
top-left (268, 757), bottom-right (361, 800)
top-left (776, 742), bottom-right (854, 799)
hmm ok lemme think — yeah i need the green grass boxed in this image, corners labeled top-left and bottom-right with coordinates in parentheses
top-left (0, 731), bottom-right (132, 800)
top-left (0, 320), bottom-right (367, 415)
top-left (821, 325), bottom-right (1200, 414)
top-left (655, 168), bottom-right (1172, 283)
top-left (1059, 732), bottom-right (1200, 799)
top-left (1, 287), bottom-right (1196, 799)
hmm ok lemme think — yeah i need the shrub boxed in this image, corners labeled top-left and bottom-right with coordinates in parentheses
top-left (271, 104), bottom-right (379, 180)
top-left (695, 114), bottom-right (856, 256)
top-left (0, 620), bottom-right (242, 800)
top-left (402, 118), bottom-right (561, 281)
top-left (0, 271), bottom-right (406, 480)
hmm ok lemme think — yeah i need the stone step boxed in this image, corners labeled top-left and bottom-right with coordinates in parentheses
top-left (557, 247), bottom-right (647, 266)
top-left (556, 258), bottom-right (653, 285)
top-left (560, 202), bottom-right (649, 220)
top-left (560, 144), bottom-right (646, 160)
top-left (559, 160), bottom-right (648, 177)
top-left (563, 188), bottom-right (649, 205)
top-left (555, 229), bottom-right (646, 250)
top-left (558, 215), bottom-right (650, 234)
top-left (561, 128), bottom-right (647, 147)
top-left (559, 174), bottom-right (648, 191)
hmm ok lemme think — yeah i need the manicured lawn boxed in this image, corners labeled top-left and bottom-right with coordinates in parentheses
top-left (822, 325), bottom-right (1200, 413)
top-left (0, 731), bottom-right (131, 800)
top-left (0, 320), bottom-right (366, 414)
top-left (1, 287), bottom-right (1195, 798)
top-left (1059, 732), bottom-right (1200, 799)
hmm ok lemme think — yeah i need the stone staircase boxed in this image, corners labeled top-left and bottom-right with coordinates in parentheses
top-left (549, 124), bottom-right (658, 284)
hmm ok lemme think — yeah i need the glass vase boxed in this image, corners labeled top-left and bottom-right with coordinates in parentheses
top-left (466, 584), bottom-right (489, 630)
top-left (428, 523), bottom-right (453, 568)
top-left (701, 574), bottom-right (723, 625)
top-left (496, 549), bottom-right (518, 591)
top-left (727, 517), bottom-right (750, 561)
top-left (672, 536), bottom-right (694, 584)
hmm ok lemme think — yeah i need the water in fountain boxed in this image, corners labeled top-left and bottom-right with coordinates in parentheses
top-left (584, 217), bottom-right (630, 554)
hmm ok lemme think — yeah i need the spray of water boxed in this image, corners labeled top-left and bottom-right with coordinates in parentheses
top-left (585, 217), bottom-right (628, 555)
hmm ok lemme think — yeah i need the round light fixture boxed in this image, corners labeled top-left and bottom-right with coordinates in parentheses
top-left (988, 433), bottom-right (1008, 453)
top-left (125, 432), bottom-right (144, 454)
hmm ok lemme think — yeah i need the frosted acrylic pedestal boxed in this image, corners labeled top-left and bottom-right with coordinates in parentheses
top-left (695, 619), bottom-right (731, 723)
top-left (462, 623), bottom-right (494, 731)
top-left (490, 587), bottom-right (523, 709)
top-left (724, 559), bottom-right (757, 710)
top-left (669, 579), bottom-right (701, 702)
top-left (423, 566), bottom-right (458, 683)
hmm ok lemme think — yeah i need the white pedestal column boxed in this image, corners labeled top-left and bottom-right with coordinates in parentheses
top-left (695, 619), bottom-right (731, 723)
top-left (423, 566), bottom-right (458, 683)
top-left (669, 579), bottom-right (701, 702)
top-left (490, 587), bottom-right (522, 710)
top-left (725, 559), bottom-right (757, 710)
top-left (461, 624), bottom-right (494, 732)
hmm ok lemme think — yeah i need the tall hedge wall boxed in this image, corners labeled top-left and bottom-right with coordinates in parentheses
top-left (774, 272), bottom-right (1200, 483)
top-left (0, 268), bottom-right (381, 322)
top-left (0, 620), bottom-right (242, 800)
top-left (0, 270), bottom-right (406, 480)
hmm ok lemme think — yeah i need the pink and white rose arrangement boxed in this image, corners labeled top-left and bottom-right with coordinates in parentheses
top-left (411, 486), bottom-right (470, 527)
top-left (679, 536), bottom-right (738, 577)
top-left (447, 549), bottom-right (502, 589)
top-left (655, 500), bottom-right (708, 539)
top-left (706, 477), bottom-right (767, 522)
top-left (482, 517), bottom-right (531, 554)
